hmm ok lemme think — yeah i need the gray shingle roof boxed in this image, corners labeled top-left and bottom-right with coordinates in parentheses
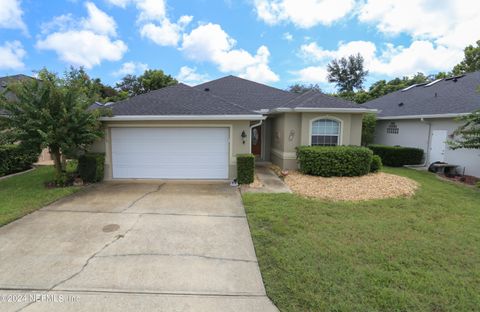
top-left (365, 71), bottom-right (480, 117)
top-left (109, 83), bottom-right (257, 115)
top-left (194, 75), bottom-right (298, 110)
top-left (284, 90), bottom-right (361, 109)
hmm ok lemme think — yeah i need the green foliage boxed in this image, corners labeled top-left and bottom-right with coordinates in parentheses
top-left (361, 113), bottom-right (376, 146)
top-left (116, 69), bottom-right (178, 97)
top-left (286, 83), bottom-right (322, 94)
top-left (327, 53), bottom-right (369, 92)
top-left (369, 155), bottom-right (382, 173)
top-left (296, 146), bottom-right (373, 177)
top-left (63, 66), bottom-right (124, 103)
top-left (452, 40), bottom-right (480, 75)
top-left (368, 144), bottom-right (424, 167)
top-left (0, 144), bottom-right (40, 176)
top-left (448, 110), bottom-right (480, 149)
top-left (78, 153), bottom-right (105, 183)
top-left (237, 154), bottom-right (255, 184)
top-left (0, 68), bottom-right (105, 177)
top-left (243, 167), bottom-right (480, 311)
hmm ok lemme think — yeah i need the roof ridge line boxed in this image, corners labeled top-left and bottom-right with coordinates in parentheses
top-left (189, 85), bottom-right (259, 115)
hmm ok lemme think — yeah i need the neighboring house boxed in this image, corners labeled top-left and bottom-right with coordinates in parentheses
top-left (0, 75), bottom-right (53, 163)
top-left (92, 76), bottom-right (374, 180)
top-left (365, 71), bottom-right (480, 178)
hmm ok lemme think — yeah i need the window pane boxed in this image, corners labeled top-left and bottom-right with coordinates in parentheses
top-left (312, 119), bottom-right (340, 135)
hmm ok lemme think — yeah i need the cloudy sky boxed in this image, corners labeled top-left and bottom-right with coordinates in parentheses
top-left (0, 0), bottom-right (478, 90)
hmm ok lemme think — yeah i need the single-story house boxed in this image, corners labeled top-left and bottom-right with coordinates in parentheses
top-left (0, 74), bottom-right (53, 163)
top-left (91, 76), bottom-right (375, 180)
top-left (365, 71), bottom-right (480, 178)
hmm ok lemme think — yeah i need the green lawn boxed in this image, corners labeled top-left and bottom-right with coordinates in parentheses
top-left (243, 167), bottom-right (480, 311)
top-left (0, 166), bottom-right (81, 227)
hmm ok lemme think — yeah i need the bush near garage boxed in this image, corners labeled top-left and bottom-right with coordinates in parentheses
top-left (296, 146), bottom-right (373, 177)
top-left (0, 144), bottom-right (39, 176)
top-left (368, 144), bottom-right (423, 167)
top-left (237, 154), bottom-right (255, 184)
top-left (78, 153), bottom-right (105, 183)
top-left (369, 155), bottom-right (383, 173)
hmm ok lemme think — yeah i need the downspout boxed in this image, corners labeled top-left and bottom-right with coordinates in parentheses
top-left (406, 117), bottom-right (431, 167)
top-left (249, 120), bottom-right (263, 154)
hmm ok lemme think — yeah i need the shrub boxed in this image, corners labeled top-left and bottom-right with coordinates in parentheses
top-left (0, 144), bottom-right (39, 176)
top-left (296, 146), bottom-right (373, 177)
top-left (368, 144), bottom-right (423, 167)
top-left (370, 155), bottom-right (382, 173)
top-left (237, 154), bottom-right (255, 184)
top-left (78, 153), bottom-right (105, 183)
top-left (361, 113), bottom-right (377, 146)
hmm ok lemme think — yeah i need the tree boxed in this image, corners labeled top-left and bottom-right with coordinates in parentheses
top-left (0, 69), bottom-right (106, 178)
top-left (448, 110), bottom-right (480, 149)
top-left (116, 69), bottom-right (178, 97)
top-left (361, 113), bottom-right (377, 146)
top-left (452, 40), bottom-right (480, 75)
top-left (287, 83), bottom-right (321, 94)
top-left (327, 53), bottom-right (369, 92)
top-left (64, 66), bottom-right (125, 103)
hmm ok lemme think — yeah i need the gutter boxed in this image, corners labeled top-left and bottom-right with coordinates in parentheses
top-left (100, 115), bottom-right (267, 121)
top-left (377, 113), bottom-right (470, 120)
top-left (404, 117), bottom-right (432, 168)
top-left (268, 107), bottom-right (377, 114)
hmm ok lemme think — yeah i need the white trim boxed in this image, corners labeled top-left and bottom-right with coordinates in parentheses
top-left (308, 116), bottom-right (343, 146)
top-left (377, 113), bottom-right (470, 120)
top-left (271, 148), bottom-right (297, 160)
top-left (269, 107), bottom-right (376, 114)
top-left (100, 115), bottom-right (266, 121)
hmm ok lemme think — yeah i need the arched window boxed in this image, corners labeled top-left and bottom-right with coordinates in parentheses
top-left (311, 119), bottom-right (340, 146)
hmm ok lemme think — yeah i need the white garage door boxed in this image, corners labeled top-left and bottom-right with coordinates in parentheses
top-left (111, 127), bottom-right (229, 179)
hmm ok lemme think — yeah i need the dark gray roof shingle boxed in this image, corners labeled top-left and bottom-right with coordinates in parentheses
top-left (284, 90), bottom-right (361, 109)
top-left (365, 71), bottom-right (480, 117)
top-left (194, 75), bottom-right (298, 110)
top-left (109, 83), bottom-right (257, 115)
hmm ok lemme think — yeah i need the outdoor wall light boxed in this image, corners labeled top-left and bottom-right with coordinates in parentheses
top-left (241, 130), bottom-right (247, 144)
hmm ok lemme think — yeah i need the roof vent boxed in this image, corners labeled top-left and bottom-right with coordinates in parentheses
top-left (425, 78), bottom-right (443, 87)
top-left (204, 88), bottom-right (210, 92)
top-left (398, 102), bottom-right (404, 107)
top-left (445, 74), bottom-right (465, 82)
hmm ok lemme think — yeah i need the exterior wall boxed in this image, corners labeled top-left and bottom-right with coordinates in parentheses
top-left (270, 112), bottom-right (364, 170)
top-left (374, 118), bottom-right (480, 177)
top-left (97, 120), bottom-right (251, 180)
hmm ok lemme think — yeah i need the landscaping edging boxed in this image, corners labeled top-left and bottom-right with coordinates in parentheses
top-left (0, 167), bottom-right (36, 181)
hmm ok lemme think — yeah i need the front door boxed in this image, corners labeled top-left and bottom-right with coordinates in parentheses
top-left (430, 130), bottom-right (447, 163)
top-left (251, 126), bottom-right (262, 157)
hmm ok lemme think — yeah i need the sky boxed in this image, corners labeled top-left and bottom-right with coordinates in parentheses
top-left (0, 0), bottom-right (479, 91)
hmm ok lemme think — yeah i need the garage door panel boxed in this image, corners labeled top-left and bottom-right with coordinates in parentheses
top-left (111, 128), bottom-right (229, 179)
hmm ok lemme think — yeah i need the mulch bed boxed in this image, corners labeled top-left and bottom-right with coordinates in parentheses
top-left (284, 170), bottom-right (418, 201)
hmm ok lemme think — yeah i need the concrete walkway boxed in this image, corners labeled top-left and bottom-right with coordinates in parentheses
top-left (242, 165), bottom-right (292, 194)
top-left (0, 182), bottom-right (277, 311)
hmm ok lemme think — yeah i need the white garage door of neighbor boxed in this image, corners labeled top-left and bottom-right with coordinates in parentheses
top-left (111, 127), bottom-right (229, 179)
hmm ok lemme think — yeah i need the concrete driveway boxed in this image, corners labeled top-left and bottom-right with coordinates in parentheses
top-left (0, 182), bottom-right (277, 311)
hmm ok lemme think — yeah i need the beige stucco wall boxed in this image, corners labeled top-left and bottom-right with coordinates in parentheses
top-left (270, 112), bottom-right (364, 169)
top-left (92, 120), bottom-right (251, 180)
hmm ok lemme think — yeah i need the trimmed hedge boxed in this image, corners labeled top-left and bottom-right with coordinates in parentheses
top-left (0, 145), bottom-right (39, 176)
top-left (370, 155), bottom-right (382, 173)
top-left (78, 153), bottom-right (105, 183)
top-left (368, 144), bottom-right (423, 167)
top-left (237, 154), bottom-right (255, 184)
top-left (297, 146), bottom-right (373, 177)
